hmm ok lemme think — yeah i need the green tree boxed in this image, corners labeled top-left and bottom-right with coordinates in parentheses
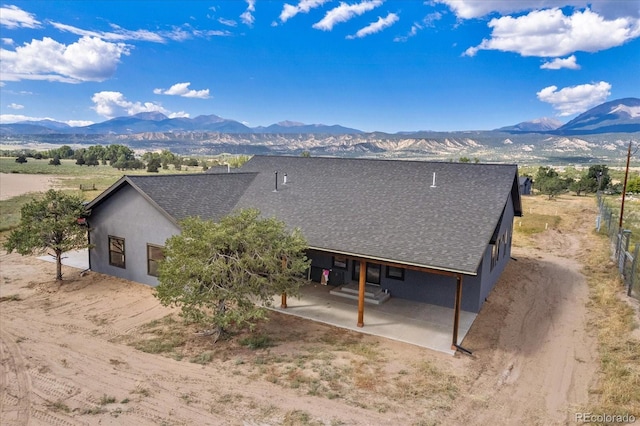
top-left (534, 166), bottom-right (570, 199)
top-left (539, 175), bottom-right (567, 199)
top-left (147, 157), bottom-right (161, 173)
top-left (49, 155), bottom-right (61, 166)
top-left (586, 165), bottom-right (611, 192)
top-left (569, 174), bottom-right (590, 196)
top-left (49, 145), bottom-right (74, 159)
top-left (626, 175), bottom-right (640, 193)
top-left (85, 153), bottom-right (99, 166)
top-left (15, 155), bottom-right (27, 163)
top-left (160, 149), bottom-right (177, 170)
top-left (3, 190), bottom-right (90, 281)
top-left (155, 209), bottom-right (310, 341)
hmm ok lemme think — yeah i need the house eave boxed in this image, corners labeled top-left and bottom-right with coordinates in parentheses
top-left (308, 246), bottom-right (478, 277)
top-left (85, 176), bottom-right (180, 228)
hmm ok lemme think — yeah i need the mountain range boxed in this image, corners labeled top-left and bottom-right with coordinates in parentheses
top-left (1, 98), bottom-right (638, 136)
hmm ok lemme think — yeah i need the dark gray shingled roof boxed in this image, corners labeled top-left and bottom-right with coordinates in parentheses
top-left (235, 155), bottom-right (521, 275)
top-left (88, 155), bottom-right (521, 275)
top-left (86, 173), bottom-right (257, 224)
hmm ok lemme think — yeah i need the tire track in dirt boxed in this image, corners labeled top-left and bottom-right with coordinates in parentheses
top-left (0, 329), bottom-right (32, 426)
top-left (447, 199), bottom-right (599, 425)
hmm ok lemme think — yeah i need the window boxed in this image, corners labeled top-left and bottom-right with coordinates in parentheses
top-left (352, 262), bottom-right (381, 285)
top-left (386, 266), bottom-right (405, 281)
top-left (147, 244), bottom-right (165, 277)
top-left (332, 255), bottom-right (348, 269)
top-left (108, 236), bottom-right (125, 268)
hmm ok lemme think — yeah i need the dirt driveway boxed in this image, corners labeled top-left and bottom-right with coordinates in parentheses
top-left (0, 196), bottom-right (605, 425)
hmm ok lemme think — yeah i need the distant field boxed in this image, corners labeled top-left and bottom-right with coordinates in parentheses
top-left (0, 156), bottom-right (209, 195)
top-left (0, 157), bottom-right (204, 236)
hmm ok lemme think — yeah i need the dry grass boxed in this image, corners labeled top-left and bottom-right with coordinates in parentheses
top-left (581, 229), bottom-right (640, 417)
top-left (513, 195), bottom-right (567, 247)
top-left (124, 311), bottom-right (460, 421)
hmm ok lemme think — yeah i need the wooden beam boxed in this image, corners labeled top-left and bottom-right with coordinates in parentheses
top-left (451, 274), bottom-right (463, 350)
top-left (306, 248), bottom-right (460, 278)
top-left (281, 257), bottom-right (287, 308)
top-left (357, 260), bottom-right (366, 327)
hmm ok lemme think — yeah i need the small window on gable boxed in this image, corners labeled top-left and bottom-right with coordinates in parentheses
top-left (147, 244), bottom-right (165, 277)
top-left (109, 236), bottom-right (125, 268)
top-left (386, 266), bottom-right (405, 281)
top-left (332, 255), bottom-right (348, 269)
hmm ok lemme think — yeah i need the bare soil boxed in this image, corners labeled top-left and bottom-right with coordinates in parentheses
top-left (0, 174), bottom-right (57, 200)
top-left (0, 191), bottom-right (617, 425)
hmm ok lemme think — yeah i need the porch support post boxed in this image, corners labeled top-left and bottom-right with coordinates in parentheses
top-left (451, 274), bottom-right (463, 350)
top-left (281, 257), bottom-right (287, 308)
top-left (357, 260), bottom-right (366, 327)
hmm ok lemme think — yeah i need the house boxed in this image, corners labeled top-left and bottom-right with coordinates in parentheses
top-left (519, 176), bottom-right (532, 195)
top-left (86, 155), bottom-right (522, 349)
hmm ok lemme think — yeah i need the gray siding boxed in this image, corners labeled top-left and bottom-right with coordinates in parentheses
top-left (88, 185), bottom-right (180, 286)
top-left (477, 194), bottom-right (516, 309)
top-left (310, 252), bottom-right (485, 313)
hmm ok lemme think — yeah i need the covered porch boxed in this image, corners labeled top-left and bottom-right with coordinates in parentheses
top-left (271, 282), bottom-right (477, 355)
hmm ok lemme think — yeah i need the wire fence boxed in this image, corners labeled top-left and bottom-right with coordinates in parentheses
top-left (596, 194), bottom-right (640, 300)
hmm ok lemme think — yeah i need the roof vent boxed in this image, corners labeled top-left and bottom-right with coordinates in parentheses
top-left (430, 172), bottom-right (437, 188)
top-left (283, 173), bottom-right (288, 185)
top-left (274, 171), bottom-right (278, 192)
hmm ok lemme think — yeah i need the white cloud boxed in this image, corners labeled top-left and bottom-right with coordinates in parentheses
top-left (0, 114), bottom-right (50, 123)
top-left (51, 21), bottom-right (166, 43)
top-left (51, 21), bottom-right (228, 43)
top-left (2, 38), bottom-right (14, 45)
top-left (394, 24), bottom-right (420, 42)
top-left (164, 26), bottom-right (193, 42)
top-left (218, 18), bottom-right (237, 27)
top-left (192, 29), bottom-right (233, 38)
top-left (347, 13), bottom-right (399, 39)
top-left (8, 103), bottom-right (24, 110)
top-left (541, 55), bottom-right (580, 69)
top-left (313, 0), bottom-right (383, 31)
top-left (91, 91), bottom-right (189, 119)
top-left (464, 8), bottom-right (640, 57)
top-left (279, 0), bottom-right (330, 23)
top-left (153, 82), bottom-right (210, 99)
top-left (394, 12), bottom-right (442, 42)
top-left (0, 36), bottom-right (130, 83)
top-left (66, 120), bottom-right (94, 127)
top-left (0, 5), bottom-right (40, 29)
top-left (536, 81), bottom-right (611, 116)
top-left (241, 0), bottom-right (256, 26)
top-left (0, 114), bottom-right (94, 126)
top-left (435, 1), bottom-right (640, 20)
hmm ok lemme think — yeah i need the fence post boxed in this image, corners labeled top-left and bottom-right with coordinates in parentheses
top-left (629, 243), bottom-right (640, 297)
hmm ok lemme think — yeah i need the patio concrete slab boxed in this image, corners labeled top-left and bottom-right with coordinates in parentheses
top-left (271, 283), bottom-right (477, 355)
top-left (38, 248), bottom-right (89, 271)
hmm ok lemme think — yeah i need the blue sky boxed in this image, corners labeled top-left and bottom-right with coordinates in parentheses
top-left (1, 1), bottom-right (639, 132)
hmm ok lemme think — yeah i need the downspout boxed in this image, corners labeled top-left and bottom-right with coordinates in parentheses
top-left (85, 218), bottom-right (92, 272)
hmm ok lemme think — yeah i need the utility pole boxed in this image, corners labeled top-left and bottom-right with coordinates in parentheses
top-left (619, 141), bottom-right (633, 230)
